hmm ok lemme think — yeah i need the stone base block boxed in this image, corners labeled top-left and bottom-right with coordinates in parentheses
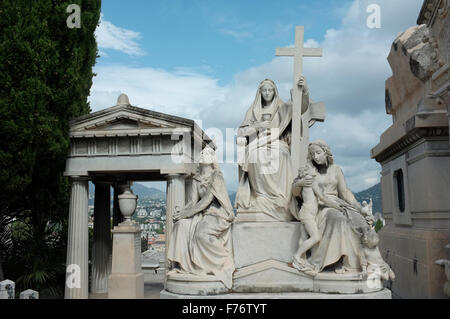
top-left (233, 260), bottom-right (383, 294)
top-left (232, 222), bottom-right (301, 269)
top-left (165, 221), bottom-right (388, 298)
top-left (231, 221), bottom-right (384, 295)
top-left (108, 273), bottom-right (144, 299)
top-left (235, 211), bottom-right (290, 223)
top-left (165, 273), bottom-right (230, 295)
top-left (160, 288), bottom-right (392, 299)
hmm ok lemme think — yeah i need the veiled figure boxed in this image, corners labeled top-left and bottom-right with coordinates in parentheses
top-left (235, 78), bottom-right (309, 221)
top-left (167, 148), bottom-right (235, 289)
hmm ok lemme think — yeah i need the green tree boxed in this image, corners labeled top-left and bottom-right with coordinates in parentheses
top-left (375, 219), bottom-right (384, 233)
top-left (155, 224), bottom-right (164, 235)
top-left (0, 0), bottom-right (101, 297)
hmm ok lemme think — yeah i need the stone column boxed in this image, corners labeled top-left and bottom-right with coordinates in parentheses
top-left (165, 174), bottom-right (186, 271)
top-left (65, 177), bottom-right (89, 299)
top-left (91, 182), bottom-right (112, 294)
top-left (185, 175), bottom-right (194, 205)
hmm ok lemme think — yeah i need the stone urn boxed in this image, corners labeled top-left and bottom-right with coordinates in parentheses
top-left (118, 188), bottom-right (138, 224)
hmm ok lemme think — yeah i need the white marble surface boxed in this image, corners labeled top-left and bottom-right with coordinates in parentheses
top-left (160, 288), bottom-right (392, 299)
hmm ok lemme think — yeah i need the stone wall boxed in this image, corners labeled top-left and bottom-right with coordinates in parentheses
top-left (371, 0), bottom-right (450, 299)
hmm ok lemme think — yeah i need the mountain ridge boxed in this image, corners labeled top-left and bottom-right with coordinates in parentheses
top-left (89, 182), bottom-right (382, 214)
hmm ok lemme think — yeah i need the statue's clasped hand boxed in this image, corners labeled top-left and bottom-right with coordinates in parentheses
top-left (294, 175), bottom-right (313, 188)
top-left (253, 121), bottom-right (271, 132)
top-left (173, 206), bottom-right (185, 222)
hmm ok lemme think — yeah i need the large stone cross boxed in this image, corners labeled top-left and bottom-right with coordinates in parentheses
top-left (276, 26), bottom-right (324, 173)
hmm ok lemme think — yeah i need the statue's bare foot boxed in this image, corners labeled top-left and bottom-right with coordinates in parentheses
top-left (292, 258), bottom-right (318, 277)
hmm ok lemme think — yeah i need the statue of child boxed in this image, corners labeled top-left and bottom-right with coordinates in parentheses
top-left (292, 165), bottom-right (345, 276)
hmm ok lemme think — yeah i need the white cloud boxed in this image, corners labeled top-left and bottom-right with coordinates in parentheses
top-left (95, 14), bottom-right (145, 56)
top-left (220, 28), bottom-right (252, 40)
top-left (89, 0), bottom-right (423, 193)
top-left (89, 65), bottom-right (228, 118)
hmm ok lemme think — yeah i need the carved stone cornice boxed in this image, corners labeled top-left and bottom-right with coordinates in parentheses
top-left (374, 126), bottom-right (449, 163)
top-left (418, 0), bottom-right (442, 26)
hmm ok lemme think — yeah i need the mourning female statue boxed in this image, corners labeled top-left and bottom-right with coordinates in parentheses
top-left (167, 147), bottom-right (235, 289)
top-left (291, 140), bottom-right (394, 280)
top-left (235, 77), bottom-right (311, 221)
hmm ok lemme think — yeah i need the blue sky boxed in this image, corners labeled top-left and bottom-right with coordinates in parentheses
top-left (90, 0), bottom-right (424, 194)
top-left (97, 0), bottom-right (354, 83)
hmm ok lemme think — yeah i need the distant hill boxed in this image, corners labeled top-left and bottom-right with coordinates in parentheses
top-left (354, 183), bottom-right (382, 215)
top-left (131, 183), bottom-right (165, 200)
top-left (89, 182), bottom-right (382, 215)
top-left (88, 182), bottom-right (166, 202)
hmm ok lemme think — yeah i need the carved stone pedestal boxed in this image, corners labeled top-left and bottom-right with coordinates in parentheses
top-left (108, 223), bottom-right (144, 299)
top-left (232, 221), bottom-right (387, 295)
top-left (161, 221), bottom-right (393, 299)
top-left (160, 289), bottom-right (392, 299)
top-left (165, 273), bottom-right (229, 296)
top-left (235, 210), bottom-right (292, 223)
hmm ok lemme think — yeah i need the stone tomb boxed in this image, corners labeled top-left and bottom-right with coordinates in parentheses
top-left (0, 279), bottom-right (15, 299)
top-left (19, 289), bottom-right (39, 299)
top-left (371, 0), bottom-right (450, 299)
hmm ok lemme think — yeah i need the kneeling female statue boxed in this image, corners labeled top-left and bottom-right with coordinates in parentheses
top-left (167, 147), bottom-right (235, 289)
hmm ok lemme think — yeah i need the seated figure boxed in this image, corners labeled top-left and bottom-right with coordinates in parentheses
top-left (292, 140), bottom-right (391, 277)
top-left (167, 147), bottom-right (235, 289)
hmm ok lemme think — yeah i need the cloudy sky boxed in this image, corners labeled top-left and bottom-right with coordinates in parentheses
top-left (89, 0), bottom-right (424, 193)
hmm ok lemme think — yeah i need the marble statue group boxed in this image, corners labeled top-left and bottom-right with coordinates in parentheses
top-left (166, 74), bottom-right (395, 296)
top-left (164, 26), bottom-right (394, 297)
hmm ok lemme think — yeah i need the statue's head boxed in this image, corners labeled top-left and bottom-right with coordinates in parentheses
top-left (259, 79), bottom-right (276, 104)
top-left (198, 146), bottom-right (219, 171)
top-left (308, 140), bottom-right (333, 166)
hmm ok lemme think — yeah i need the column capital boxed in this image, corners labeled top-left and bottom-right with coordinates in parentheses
top-left (70, 176), bottom-right (90, 183)
top-left (166, 173), bottom-right (187, 179)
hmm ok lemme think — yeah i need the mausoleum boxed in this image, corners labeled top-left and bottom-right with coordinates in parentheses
top-left (64, 93), bottom-right (212, 298)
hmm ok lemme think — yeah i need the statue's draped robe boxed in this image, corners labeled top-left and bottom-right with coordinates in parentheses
top-left (235, 81), bottom-right (298, 221)
top-left (167, 170), bottom-right (235, 289)
top-left (308, 200), bottom-right (366, 272)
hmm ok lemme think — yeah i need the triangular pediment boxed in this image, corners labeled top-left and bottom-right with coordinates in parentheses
top-left (70, 105), bottom-right (193, 134)
top-left (82, 115), bottom-right (175, 131)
